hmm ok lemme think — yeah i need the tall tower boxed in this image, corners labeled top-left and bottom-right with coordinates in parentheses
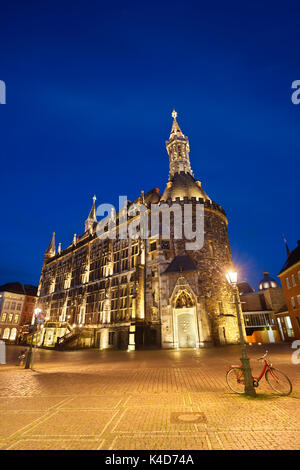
top-left (166, 110), bottom-right (193, 178)
top-left (158, 111), bottom-right (240, 348)
top-left (161, 111), bottom-right (210, 202)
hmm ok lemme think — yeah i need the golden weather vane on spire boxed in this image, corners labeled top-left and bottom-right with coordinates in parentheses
top-left (172, 109), bottom-right (178, 120)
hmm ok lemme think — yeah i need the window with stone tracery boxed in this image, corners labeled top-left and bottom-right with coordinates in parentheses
top-left (175, 291), bottom-right (194, 308)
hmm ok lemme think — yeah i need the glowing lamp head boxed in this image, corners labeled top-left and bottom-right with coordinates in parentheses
top-left (226, 270), bottom-right (238, 286)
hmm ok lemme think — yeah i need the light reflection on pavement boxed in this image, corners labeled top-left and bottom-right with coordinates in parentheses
top-left (0, 343), bottom-right (299, 450)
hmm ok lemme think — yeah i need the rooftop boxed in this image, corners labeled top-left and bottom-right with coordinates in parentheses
top-left (0, 282), bottom-right (38, 296)
top-left (164, 255), bottom-right (197, 273)
top-left (279, 240), bottom-right (300, 274)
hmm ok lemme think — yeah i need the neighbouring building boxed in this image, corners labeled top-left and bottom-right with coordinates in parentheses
top-left (37, 112), bottom-right (241, 350)
top-left (0, 283), bottom-right (38, 342)
top-left (277, 240), bottom-right (300, 340)
top-left (238, 272), bottom-right (284, 343)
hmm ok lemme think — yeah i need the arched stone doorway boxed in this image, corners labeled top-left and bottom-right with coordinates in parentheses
top-left (177, 313), bottom-right (197, 348)
top-left (173, 290), bottom-right (199, 349)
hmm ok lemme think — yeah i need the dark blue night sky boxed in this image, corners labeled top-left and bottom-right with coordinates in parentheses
top-left (1, 0), bottom-right (300, 289)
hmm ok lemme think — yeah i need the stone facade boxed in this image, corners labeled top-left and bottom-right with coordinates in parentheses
top-left (37, 112), bottom-right (240, 349)
top-left (278, 242), bottom-right (300, 340)
top-left (0, 283), bottom-right (37, 343)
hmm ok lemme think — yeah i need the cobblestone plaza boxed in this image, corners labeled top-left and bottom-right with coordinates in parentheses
top-left (0, 343), bottom-right (299, 450)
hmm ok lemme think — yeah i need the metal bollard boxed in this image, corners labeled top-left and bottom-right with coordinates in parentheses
top-left (0, 340), bottom-right (6, 364)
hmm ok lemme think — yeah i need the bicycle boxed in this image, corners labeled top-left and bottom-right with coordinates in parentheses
top-left (226, 350), bottom-right (292, 396)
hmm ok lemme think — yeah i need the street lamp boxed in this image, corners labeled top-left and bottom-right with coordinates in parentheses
top-left (226, 270), bottom-right (256, 397)
top-left (25, 307), bottom-right (41, 369)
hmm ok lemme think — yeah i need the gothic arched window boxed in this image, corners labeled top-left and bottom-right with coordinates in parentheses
top-left (175, 291), bottom-right (194, 308)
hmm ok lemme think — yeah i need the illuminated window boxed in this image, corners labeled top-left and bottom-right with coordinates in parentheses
top-left (132, 244), bottom-right (139, 255)
top-left (108, 331), bottom-right (115, 345)
top-left (3, 328), bottom-right (10, 339)
top-left (1, 313), bottom-right (6, 322)
top-left (8, 314), bottom-right (13, 322)
top-left (208, 241), bottom-right (214, 257)
top-left (10, 328), bottom-right (17, 340)
top-left (14, 315), bottom-right (19, 324)
top-left (225, 245), bottom-right (231, 261)
top-left (284, 316), bottom-right (294, 337)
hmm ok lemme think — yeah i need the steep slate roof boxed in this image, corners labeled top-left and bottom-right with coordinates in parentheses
top-left (161, 172), bottom-right (210, 202)
top-left (164, 255), bottom-right (197, 273)
top-left (238, 281), bottom-right (255, 294)
top-left (87, 196), bottom-right (97, 222)
top-left (24, 285), bottom-right (38, 296)
top-left (279, 241), bottom-right (300, 274)
top-left (46, 232), bottom-right (56, 254)
top-left (0, 282), bottom-right (38, 296)
top-left (169, 114), bottom-right (185, 139)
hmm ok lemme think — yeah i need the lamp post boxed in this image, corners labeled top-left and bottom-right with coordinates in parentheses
top-left (226, 270), bottom-right (256, 397)
top-left (25, 307), bottom-right (41, 369)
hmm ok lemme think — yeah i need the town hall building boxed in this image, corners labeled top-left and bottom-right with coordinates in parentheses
top-left (36, 112), bottom-right (240, 350)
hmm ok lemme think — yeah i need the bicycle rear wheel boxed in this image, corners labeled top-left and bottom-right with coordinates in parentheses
top-left (265, 368), bottom-right (292, 396)
top-left (226, 367), bottom-right (245, 394)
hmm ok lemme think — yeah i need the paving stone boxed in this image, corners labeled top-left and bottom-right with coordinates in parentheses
top-left (109, 435), bottom-right (210, 450)
top-left (0, 344), bottom-right (299, 450)
top-left (6, 439), bottom-right (104, 450)
top-left (0, 412), bottom-right (46, 439)
top-left (25, 410), bottom-right (118, 437)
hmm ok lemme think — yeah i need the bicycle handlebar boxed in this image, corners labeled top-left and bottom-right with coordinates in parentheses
top-left (257, 350), bottom-right (268, 361)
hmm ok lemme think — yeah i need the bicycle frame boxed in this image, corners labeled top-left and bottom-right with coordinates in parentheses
top-left (255, 360), bottom-right (270, 382)
top-left (228, 359), bottom-right (272, 383)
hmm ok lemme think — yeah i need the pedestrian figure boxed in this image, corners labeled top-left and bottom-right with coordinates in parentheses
top-left (17, 348), bottom-right (27, 366)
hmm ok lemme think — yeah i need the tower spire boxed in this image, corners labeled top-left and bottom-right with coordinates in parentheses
top-left (85, 195), bottom-right (97, 233)
top-left (283, 234), bottom-right (290, 257)
top-left (161, 111), bottom-right (211, 202)
top-left (45, 232), bottom-right (56, 258)
top-left (166, 110), bottom-right (193, 179)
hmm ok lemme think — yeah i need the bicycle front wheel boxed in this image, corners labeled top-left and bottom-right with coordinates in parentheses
top-left (226, 367), bottom-right (245, 394)
top-left (265, 368), bottom-right (292, 396)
